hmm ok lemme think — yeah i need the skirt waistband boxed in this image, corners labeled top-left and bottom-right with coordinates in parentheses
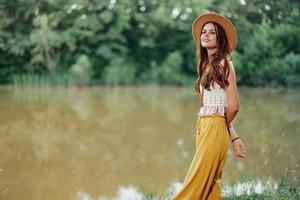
top-left (198, 114), bottom-right (226, 123)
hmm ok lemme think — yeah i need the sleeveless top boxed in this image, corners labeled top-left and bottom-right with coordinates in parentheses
top-left (198, 82), bottom-right (228, 116)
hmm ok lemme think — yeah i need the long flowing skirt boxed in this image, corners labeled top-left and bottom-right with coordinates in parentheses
top-left (172, 115), bottom-right (230, 200)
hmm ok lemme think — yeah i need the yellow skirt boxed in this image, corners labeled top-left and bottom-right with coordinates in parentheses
top-left (172, 115), bottom-right (230, 200)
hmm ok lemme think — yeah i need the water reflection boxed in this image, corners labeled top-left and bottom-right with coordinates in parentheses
top-left (0, 86), bottom-right (299, 199)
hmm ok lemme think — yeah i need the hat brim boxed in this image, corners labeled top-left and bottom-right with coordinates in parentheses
top-left (192, 12), bottom-right (237, 52)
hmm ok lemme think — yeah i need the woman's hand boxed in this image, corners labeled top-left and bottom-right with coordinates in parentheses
top-left (232, 138), bottom-right (247, 158)
top-left (228, 127), bottom-right (247, 158)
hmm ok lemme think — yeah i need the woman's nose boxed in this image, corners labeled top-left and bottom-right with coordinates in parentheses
top-left (203, 32), bottom-right (209, 37)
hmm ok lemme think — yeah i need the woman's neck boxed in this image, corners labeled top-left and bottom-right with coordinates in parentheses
top-left (207, 48), bottom-right (217, 63)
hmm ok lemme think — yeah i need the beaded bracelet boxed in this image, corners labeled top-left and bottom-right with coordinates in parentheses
top-left (231, 137), bottom-right (240, 143)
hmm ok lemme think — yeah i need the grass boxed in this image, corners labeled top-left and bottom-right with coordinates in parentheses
top-left (140, 175), bottom-right (300, 200)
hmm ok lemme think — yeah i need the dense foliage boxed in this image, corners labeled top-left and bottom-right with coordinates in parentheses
top-left (0, 0), bottom-right (299, 86)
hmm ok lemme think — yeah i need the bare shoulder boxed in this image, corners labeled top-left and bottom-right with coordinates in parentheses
top-left (221, 59), bottom-right (235, 75)
top-left (229, 62), bottom-right (236, 78)
top-left (220, 58), bottom-right (235, 74)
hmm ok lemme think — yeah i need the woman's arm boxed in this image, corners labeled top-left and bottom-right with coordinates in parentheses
top-left (224, 60), bottom-right (246, 158)
top-left (228, 126), bottom-right (238, 141)
top-left (225, 60), bottom-right (240, 135)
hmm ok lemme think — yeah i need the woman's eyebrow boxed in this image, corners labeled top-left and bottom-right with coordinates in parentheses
top-left (202, 28), bottom-right (216, 31)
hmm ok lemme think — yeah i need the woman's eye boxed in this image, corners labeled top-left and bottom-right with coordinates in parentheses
top-left (201, 31), bottom-right (215, 34)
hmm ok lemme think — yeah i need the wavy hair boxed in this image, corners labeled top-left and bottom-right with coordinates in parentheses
top-left (194, 21), bottom-right (233, 94)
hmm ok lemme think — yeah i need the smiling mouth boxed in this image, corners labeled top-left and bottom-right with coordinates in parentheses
top-left (203, 40), bottom-right (210, 42)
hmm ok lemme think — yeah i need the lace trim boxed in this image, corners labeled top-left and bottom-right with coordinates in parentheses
top-left (197, 106), bottom-right (226, 116)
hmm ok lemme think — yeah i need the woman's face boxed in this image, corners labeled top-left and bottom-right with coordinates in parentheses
top-left (200, 22), bottom-right (217, 49)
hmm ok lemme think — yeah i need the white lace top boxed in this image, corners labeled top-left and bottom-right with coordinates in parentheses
top-left (198, 82), bottom-right (228, 116)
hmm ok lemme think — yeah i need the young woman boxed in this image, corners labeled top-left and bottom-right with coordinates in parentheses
top-left (172, 12), bottom-right (247, 200)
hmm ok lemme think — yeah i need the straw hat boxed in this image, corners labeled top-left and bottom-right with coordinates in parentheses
top-left (192, 11), bottom-right (237, 52)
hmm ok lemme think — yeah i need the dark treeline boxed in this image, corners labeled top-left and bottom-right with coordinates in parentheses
top-left (0, 0), bottom-right (299, 86)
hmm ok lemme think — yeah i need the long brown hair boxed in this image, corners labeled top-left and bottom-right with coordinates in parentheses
top-left (194, 21), bottom-right (233, 94)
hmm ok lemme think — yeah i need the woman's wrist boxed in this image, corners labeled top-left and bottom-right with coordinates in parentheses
top-left (227, 125), bottom-right (238, 140)
top-left (231, 137), bottom-right (240, 143)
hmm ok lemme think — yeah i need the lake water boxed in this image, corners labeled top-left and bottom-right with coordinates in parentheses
top-left (0, 85), bottom-right (299, 199)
